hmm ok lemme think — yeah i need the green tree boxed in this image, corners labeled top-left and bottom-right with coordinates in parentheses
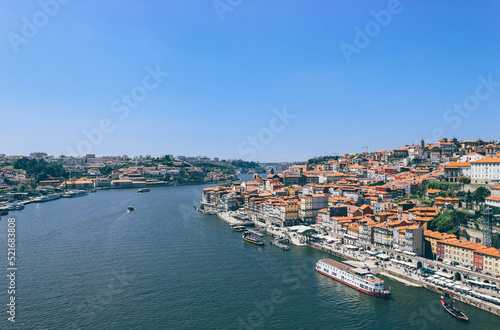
top-left (466, 190), bottom-right (472, 203)
top-left (457, 176), bottom-right (471, 185)
top-left (428, 210), bottom-right (468, 233)
top-left (472, 186), bottom-right (491, 203)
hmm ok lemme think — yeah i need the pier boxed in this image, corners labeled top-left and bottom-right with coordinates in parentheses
top-left (270, 240), bottom-right (290, 250)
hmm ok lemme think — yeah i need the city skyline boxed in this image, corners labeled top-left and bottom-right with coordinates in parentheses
top-left (1, 1), bottom-right (499, 162)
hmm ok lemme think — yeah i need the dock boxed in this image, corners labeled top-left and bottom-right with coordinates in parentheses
top-left (270, 240), bottom-right (290, 250)
top-left (379, 272), bottom-right (422, 287)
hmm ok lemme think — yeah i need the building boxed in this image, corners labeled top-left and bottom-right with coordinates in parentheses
top-left (473, 247), bottom-right (500, 274)
top-left (424, 230), bottom-right (457, 259)
top-left (470, 158), bottom-right (500, 184)
top-left (443, 162), bottom-right (471, 182)
top-left (300, 193), bottom-right (327, 223)
top-left (29, 152), bottom-right (48, 159)
top-left (111, 180), bottom-right (134, 188)
top-left (64, 179), bottom-right (94, 189)
top-left (486, 186), bottom-right (500, 208)
top-left (403, 225), bottom-right (424, 256)
top-left (436, 238), bottom-right (485, 267)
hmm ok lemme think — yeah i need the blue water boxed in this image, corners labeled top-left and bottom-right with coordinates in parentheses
top-left (1, 184), bottom-right (499, 329)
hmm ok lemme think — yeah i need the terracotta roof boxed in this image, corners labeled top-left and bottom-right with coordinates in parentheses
top-left (472, 158), bottom-right (500, 164)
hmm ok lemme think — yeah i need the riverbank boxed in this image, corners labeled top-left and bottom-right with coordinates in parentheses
top-left (214, 210), bottom-right (500, 317)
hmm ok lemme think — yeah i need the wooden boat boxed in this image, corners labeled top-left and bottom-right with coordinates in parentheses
top-left (440, 295), bottom-right (468, 321)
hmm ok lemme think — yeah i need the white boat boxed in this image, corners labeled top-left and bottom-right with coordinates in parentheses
top-left (34, 194), bottom-right (61, 202)
top-left (138, 188), bottom-right (150, 193)
top-left (14, 203), bottom-right (24, 210)
top-left (316, 259), bottom-right (390, 298)
top-left (62, 190), bottom-right (89, 198)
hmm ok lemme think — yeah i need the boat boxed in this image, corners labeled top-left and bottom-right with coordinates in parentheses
top-left (231, 224), bottom-right (247, 232)
top-left (34, 194), bottom-right (61, 202)
top-left (316, 259), bottom-right (390, 298)
top-left (0, 209), bottom-right (8, 216)
top-left (62, 190), bottom-right (89, 198)
top-left (8, 204), bottom-right (16, 210)
top-left (14, 203), bottom-right (24, 210)
top-left (138, 188), bottom-right (150, 193)
top-left (242, 231), bottom-right (264, 245)
top-left (128, 206), bottom-right (135, 212)
top-left (440, 295), bottom-right (468, 321)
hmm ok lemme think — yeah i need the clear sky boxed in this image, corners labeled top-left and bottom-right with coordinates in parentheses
top-left (1, 0), bottom-right (499, 162)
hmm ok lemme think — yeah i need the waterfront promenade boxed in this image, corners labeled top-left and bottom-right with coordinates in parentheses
top-left (216, 210), bottom-right (500, 316)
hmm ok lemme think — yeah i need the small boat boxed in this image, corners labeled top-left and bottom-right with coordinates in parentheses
top-left (440, 295), bottom-right (468, 321)
top-left (242, 231), bottom-right (264, 245)
top-left (14, 203), bottom-right (24, 210)
top-left (231, 225), bottom-right (247, 232)
top-left (8, 204), bottom-right (15, 210)
top-left (128, 206), bottom-right (135, 212)
top-left (138, 188), bottom-right (150, 193)
top-left (0, 209), bottom-right (8, 216)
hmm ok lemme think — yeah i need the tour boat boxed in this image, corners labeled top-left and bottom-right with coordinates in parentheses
top-left (440, 295), bottom-right (468, 321)
top-left (242, 231), bottom-right (264, 245)
top-left (316, 259), bottom-right (390, 298)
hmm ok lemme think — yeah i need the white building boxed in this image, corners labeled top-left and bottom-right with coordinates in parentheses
top-left (459, 152), bottom-right (485, 163)
top-left (486, 186), bottom-right (500, 208)
top-left (470, 158), bottom-right (500, 184)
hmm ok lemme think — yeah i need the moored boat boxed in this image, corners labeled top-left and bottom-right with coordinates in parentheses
top-left (440, 295), bottom-right (468, 321)
top-left (231, 224), bottom-right (247, 232)
top-left (138, 188), bottom-right (150, 193)
top-left (242, 231), bottom-right (264, 245)
top-left (34, 194), bottom-right (61, 202)
top-left (316, 259), bottom-right (390, 298)
top-left (14, 203), bottom-right (24, 210)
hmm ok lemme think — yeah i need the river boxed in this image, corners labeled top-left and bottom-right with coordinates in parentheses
top-left (0, 182), bottom-right (499, 329)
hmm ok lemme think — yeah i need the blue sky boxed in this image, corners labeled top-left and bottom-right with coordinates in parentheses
top-left (1, 0), bottom-right (499, 162)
